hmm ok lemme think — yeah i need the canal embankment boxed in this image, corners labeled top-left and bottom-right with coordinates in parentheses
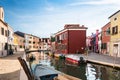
top-left (65, 52), bottom-right (120, 69)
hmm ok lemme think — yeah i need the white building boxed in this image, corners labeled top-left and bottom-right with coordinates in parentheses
top-left (24, 34), bottom-right (29, 50)
top-left (40, 38), bottom-right (51, 50)
top-left (7, 24), bottom-right (14, 54)
top-left (0, 7), bottom-right (14, 57)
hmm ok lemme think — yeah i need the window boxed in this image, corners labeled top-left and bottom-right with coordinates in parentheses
top-left (20, 45), bottom-right (22, 48)
top-left (112, 26), bottom-right (118, 35)
top-left (106, 28), bottom-right (110, 35)
top-left (33, 42), bottom-right (35, 44)
top-left (29, 41), bottom-right (31, 43)
top-left (101, 43), bottom-right (107, 49)
top-left (45, 39), bottom-right (47, 43)
top-left (8, 30), bottom-right (10, 36)
top-left (114, 18), bottom-right (117, 21)
top-left (4, 43), bottom-right (8, 50)
top-left (1, 27), bottom-right (4, 35)
top-left (23, 40), bottom-right (25, 43)
top-left (5, 30), bottom-right (7, 37)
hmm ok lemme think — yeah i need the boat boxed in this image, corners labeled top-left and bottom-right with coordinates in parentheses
top-left (32, 64), bottom-right (60, 80)
top-left (65, 54), bottom-right (87, 66)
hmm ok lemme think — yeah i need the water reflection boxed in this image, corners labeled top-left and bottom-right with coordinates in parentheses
top-left (28, 52), bottom-right (120, 80)
top-left (50, 57), bottom-right (120, 80)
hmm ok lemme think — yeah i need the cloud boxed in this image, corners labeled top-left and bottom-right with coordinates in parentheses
top-left (69, 0), bottom-right (120, 6)
top-left (45, 6), bottom-right (55, 11)
top-left (5, 0), bottom-right (120, 37)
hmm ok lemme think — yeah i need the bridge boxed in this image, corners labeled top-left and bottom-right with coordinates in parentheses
top-left (25, 50), bottom-right (51, 54)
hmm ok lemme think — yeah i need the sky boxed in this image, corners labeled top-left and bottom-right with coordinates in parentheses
top-left (0, 0), bottom-right (120, 38)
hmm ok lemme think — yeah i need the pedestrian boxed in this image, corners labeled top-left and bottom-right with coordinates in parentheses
top-left (15, 47), bottom-right (17, 52)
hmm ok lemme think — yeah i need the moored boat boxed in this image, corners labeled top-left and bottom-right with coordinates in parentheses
top-left (33, 64), bottom-right (60, 80)
top-left (65, 54), bottom-right (87, 66)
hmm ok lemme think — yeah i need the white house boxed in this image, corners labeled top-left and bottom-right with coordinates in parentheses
top-left (0, 7), bottom-right (8, 57)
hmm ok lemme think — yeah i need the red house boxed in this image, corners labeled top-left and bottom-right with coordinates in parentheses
top-left (55, 24), bottom-right (87, 54)
top-left (101, 22), bottom-right (110, 54)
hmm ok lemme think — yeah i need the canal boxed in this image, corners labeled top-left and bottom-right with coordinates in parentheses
top-left (29, 52), bottom-right (120, 80)
top-left (50, 58), bottom-right (120, 80)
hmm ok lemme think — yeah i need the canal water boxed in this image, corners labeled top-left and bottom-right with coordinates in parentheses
top-left (50, 59), bottom-right (120, 80)
top-left (30, 52), bottom-right (120, 80)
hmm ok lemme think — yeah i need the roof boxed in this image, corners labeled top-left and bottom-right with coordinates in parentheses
top-left (55, 24), bottom-right (88, 35)
top-left (108, 10), bottom-right (120, 18)
top-left (14, 31), bottom-right (25, 37)
top-left (64, 24), bottom-right (88, 29)
top-left (0, 19), bottom-right (8, 26)
top-left (101, 22), bottom-right (110, 29)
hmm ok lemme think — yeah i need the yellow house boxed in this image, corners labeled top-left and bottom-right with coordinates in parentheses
top-left (13, 34), bottom-right (18, 45)
top-left (109, 10), bottom-right (120, 57)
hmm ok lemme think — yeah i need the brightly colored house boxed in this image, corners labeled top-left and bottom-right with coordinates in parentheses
top-left (90, 30), bottom-right (101, 53)
top-left (101, 22), bottom-right (110, 55)
top-left (109, 10), bottom-right (120, 57)
top-left (55, 24), bottom-right (87, 54)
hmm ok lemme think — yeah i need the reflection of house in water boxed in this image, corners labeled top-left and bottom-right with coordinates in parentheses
top-left (65, 64), bottom-right (86, 80)
top-left (91, 64), bottom-right (120, 80)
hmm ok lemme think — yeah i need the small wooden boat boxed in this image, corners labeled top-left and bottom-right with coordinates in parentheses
top-left (65, 55), bottom-right (87, 66)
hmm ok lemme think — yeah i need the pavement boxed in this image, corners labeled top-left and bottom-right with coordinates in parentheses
top-left (0, 51), bottom-right (24, 80)
top-left (66, 52), bottom-right (120, 68)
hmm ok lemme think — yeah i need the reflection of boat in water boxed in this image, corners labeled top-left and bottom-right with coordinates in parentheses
top-left (65, 55), bottom-right (87, 66)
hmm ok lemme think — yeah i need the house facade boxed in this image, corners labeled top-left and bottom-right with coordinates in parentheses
top-left (55, 24), bottom-right (87, 54)
top-left (13, 33), bottom-right (19, 52)
top-left (98, 32), bottom-right (102, 53)
top-left (101, 22), bottom-right (110, 55)
top-left (40, 38), bottom-right (51, 50)
top-left (14, 31), bottom-right (25, 51)
top-left (33, 36), bottom-right (40, 50)
top-left (109, 10), bottom-right (120, 57)
top-left (0, 19), bottom-right (8, 57)
top-left (7, 25), bottom-right (14, 54)
top-left (86, 36), bottom-right (92, 51)
top-left (0, 7), bottom-right (14, 57)
top-left (90, 30), bottom-right (101, 53)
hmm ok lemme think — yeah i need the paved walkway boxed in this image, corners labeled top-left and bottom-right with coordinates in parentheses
top-left (0, 52), bottom-right (24, 80)
top-left (0, 51), bottom-right (80, 80)
top-left (67, 52), bottom-right (120, 68)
